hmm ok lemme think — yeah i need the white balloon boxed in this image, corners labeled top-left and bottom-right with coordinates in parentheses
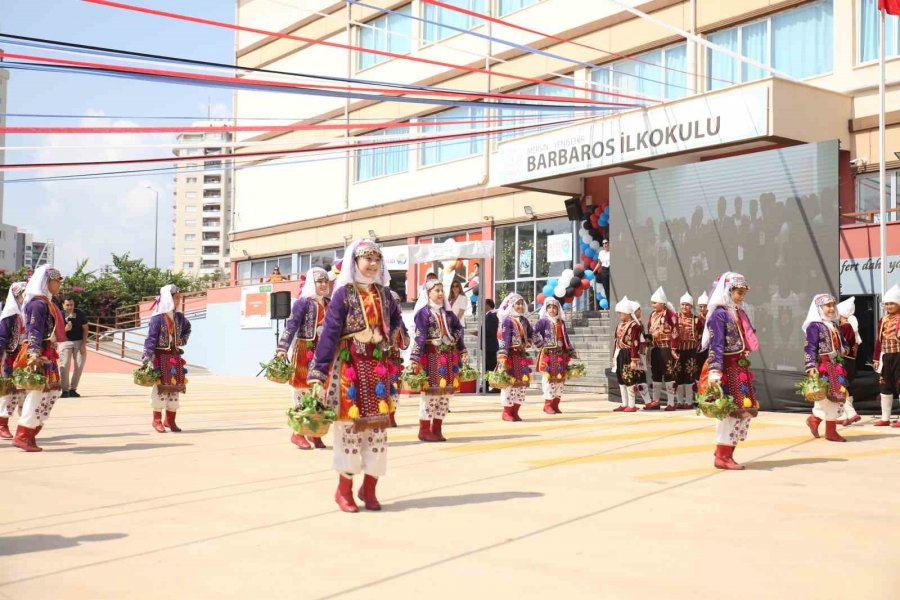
top-left (554, 285), bottom-right (567, 297)
top-left (590, 241), bottom-right (601, 250)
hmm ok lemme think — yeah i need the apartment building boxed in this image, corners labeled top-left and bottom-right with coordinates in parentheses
top-left (172, 122), bottom-right (233, 276)
top-left (15, 231), bottom-right (54, 270)
top-left (0, 60), bottom-right (19, 272)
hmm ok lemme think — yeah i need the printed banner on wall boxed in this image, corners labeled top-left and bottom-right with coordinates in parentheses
top-left (840, 255), bottom-right (900, 295)
top-left (241, 284), bottom-right (273, 329)
top-left (546, 233), bottom-right (573, 263)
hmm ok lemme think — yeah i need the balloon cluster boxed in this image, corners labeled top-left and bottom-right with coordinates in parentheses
top-left (536, 264), bottom-right (594, 310)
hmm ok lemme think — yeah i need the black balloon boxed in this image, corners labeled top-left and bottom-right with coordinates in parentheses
top-left (565, 286), bottom-right (575, 297)
top-left (569, 276), bottom-right (581, 288)
top-left (573, 267), bottom-right (585, 277)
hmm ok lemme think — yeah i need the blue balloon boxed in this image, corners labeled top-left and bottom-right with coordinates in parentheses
top-left (563, 303), bottom-right (572, 310)
top-left (549, 278), bottom-right (558, 287)
top-left (599, 298), bottom-right (609, 309)
top-left (585, 270), bottom-right (595, 281)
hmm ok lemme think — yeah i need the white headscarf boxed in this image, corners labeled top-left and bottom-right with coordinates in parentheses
top-left (700, 272), bottom-right (748, 351)
top-left (300, 267), bottom-right (329, 300)
top-left (801, 293), bottom-right (838, 334)
top-left (0, 282), bottom-right (27, 322)
top-left (838, 296), bottom-right (862, 345)
top-left (335, 239), bottom-right (390, 288)
top-left (414, 278), bottom-right (450, 317)
top-left (498, 292), bottom-right (526, 321)
top-left (23, 265), bottom-right (62, 305)
top-left (539, 296), bottom-right (564, 322)
top-left (152, 284), bottom-right (179, 317)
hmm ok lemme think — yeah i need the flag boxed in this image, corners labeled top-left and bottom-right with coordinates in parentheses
top-left (880, 0), bottom-right (900, 16)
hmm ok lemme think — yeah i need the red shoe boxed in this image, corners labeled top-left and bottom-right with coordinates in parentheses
top-left (12, 426), bottom-right (41, 452)
top-left (357, 474), bottom-right (381, 511)
top-left (512, 403), bottom-right (523, 422)
top-left (502, 406), bottom-right (515, 422)
top-left (664, 405), bottom-right (677, 412)
top-left (310, 437), bottom-right (326, 449)
top-left (34, 425), bottom-right (42, 435)
top-left (418, 420), bottom-right (439, 441)
top-left (806, 415), bottom-right (822, 438)
top-left (388, 412), bottom-right (398, 428)
top-left (291, 433), bottom-right (312, 449)
top-left (624, 406), bottom-right (638, 412)
top-left (0, 417), bottom-right (12, 440)
top-left (152, 411), bottom-right (166, 433)
top-left (613, 405), bottom-right (627, 412)
top-left (874, 420), bottom-right (892, 426)
top-left (643, 401), bottom-right (660, 411)
top-left (431, 419), bottom-right (446, 442)
top-left (843, 415), bottom-right (861, 426)
top-left (335, 475), bottom-right (359, 513)
top-left (892, 420), bottom-right (900, 428)
top-left (824, 421), bottom-right (846, 442)
top-left (552, 398), bottom-right (562, 414)
top-left (713, 444), bottom-right (744, 470)
top-left (543, 400), bottom-right (555, 415)
top-left (164, 411), bottom-right (182, 432)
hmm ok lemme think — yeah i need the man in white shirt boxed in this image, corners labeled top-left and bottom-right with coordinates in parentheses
top-left (593, 240), bottom-right (611, 304)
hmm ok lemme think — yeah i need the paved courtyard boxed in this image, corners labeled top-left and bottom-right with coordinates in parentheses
top-left (1, 373), bottom-right (899, 599)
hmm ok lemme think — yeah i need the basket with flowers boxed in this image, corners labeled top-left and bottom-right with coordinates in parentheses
top-left (566, 361), bottom-right (587, 379)
top-left (12, 367), bottom-right (47, 392)
top-left (400, 364), bottom-right (428, 392)
top-left (0, 377), bottom-right (15, 396)
top-left (260, 357), bottom-right (293, 384)
top-left (132, 363), bottom-right (161, 387)
top-left (486, 369), bottom-right (515, 390)
top-left (287, 388), bottom-right (337, 437)
top-left (458, 363), bottom-right (478, 382)
top-left (695, 382), bottom-right (738, 420)
top-left (795, 372), bottom-right (828, 403)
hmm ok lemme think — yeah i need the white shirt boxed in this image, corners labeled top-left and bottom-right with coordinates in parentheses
top-left (598, 249), bottom-right (611, 268)
top-left (449, 294), bottom-right (469, 320)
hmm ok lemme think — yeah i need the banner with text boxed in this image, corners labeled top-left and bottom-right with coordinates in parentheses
top-left (241, 284), bottom-right (273, 329)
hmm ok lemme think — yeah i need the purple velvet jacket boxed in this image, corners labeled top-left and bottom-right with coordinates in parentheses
top-left (410, 306), bottom-right (465, 363)
top-left (277, 297), bottom-right (327, 352)
top-left (24, 298), bottom-right (57, 357)
top-left (308, 283), bottom-right (408, 383)
top-left (499, 315), bottom-right (533, 357)
top-left (142, 312), bottom-right (191, 362)
top-left (706, 306), bottom-right (755, 372)
top-left (804, 321), bottom-right (845, 371)
top-left (533, 318), bottom-right (574, 352)
top-left (0, 314), bottom-right (24, 355)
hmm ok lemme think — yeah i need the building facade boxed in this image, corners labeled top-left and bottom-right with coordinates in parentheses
top-left (172, 122), bottom-right (233, 276)
top-left (0, 60), bottom-right (19, 272)
top-left (229, 0), bottom-right (898, 305)
top-left (15, 231), bottom-right (54, 270)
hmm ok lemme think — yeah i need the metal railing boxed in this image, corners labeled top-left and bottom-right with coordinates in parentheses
top-left (843, 208), bottom-right (900, 223)
top-left (87, 322), bottom-right (147, 361)
top-left (114, 289), bottom-right (207, 329)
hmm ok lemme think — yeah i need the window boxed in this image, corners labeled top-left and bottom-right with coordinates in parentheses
top-left (182, 261), bottom-right (195, 269)
top-left (857, 171), bottom-right (900, 221)
top-left (860, 0), bottom-right (900, 63)
top-left (186, 177), bottom-right (198, 184)
top-left (499, 77), bottom-right (576, 141)
top-left (185, 205), bottom-right (197, 212)
top-left (184, 248), bottom-right (197, 255)
top-left (186, 192), bottom-right (197, 199)
top-left (494, 218), bottom-right (573, 308)
top-left (184, 234), bottom-right (196, 241)
top-left (356, 126), bottom-right (410, 181)
top-left (204, 175), bottom-right (221, 184)
top-left (592, 43), bottom-right (687, 101)
top-left (184, 219), bottom-right (197, 227)
top-left (707, 0), bottom-right (833, 90)
top-left (420, 106), bottom-right (485, 166)
top-left (423, 0), bottom-right (485, 44)
top-left (358, 4), bottom-right (412, 70)
top-left (499, 0), bottom-right (539, 15)
top-left (0, 250), bottom-right (5, 259)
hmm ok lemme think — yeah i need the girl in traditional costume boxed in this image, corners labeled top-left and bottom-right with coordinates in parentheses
top-left (410, 279), bottom-right (466, 442)
top-left (697, 272), bottom-right (759, 470)
top-left (802, 294), bottom-right (848, 442)
top-left (533, 297), bottom-right (576, 414)
top-left (12, 266), bottom-right (65, 452)
top-left (276, 267), bottom-right (330, 450)
top-left (674, 293), bottom-right (703, 410)
top-left (612, 297), bottom-right (644, 413)
top-left (496, 293), bottom-right (533, 422)
top-left (837, 297), bottom-right (862, 426)
top-left (0, 282), bottom-right (27, 440)
top-left (141, 284), bottom-right (191, 434)
top-left (308, 239), bottom-right (408, 513)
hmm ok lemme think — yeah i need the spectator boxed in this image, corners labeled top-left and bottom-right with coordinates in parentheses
top-left (59, 297), bottom-right (89, 398)
top-left (466, 263), bottom-right (480, 314)
top-left (448, 281), bottom-right (468, 321)
top-left (268, 266), bottom-right (286, 282)
top-left (482, 299), bottom-right (500, 393)
top-left (593, 239), bottom-right (611, 304)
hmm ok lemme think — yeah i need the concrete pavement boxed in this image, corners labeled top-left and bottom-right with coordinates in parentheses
top-left (1, 374), bottom-right (899, 599)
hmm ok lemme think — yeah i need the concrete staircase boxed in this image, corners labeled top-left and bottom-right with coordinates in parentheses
top-left (463, 310), bottom-right (611, 397)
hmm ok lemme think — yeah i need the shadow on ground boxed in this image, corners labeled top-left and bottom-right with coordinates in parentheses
top-left (746, 457), bottom-right (846, 471)
top-left (0, 533), bottom-right (127, 556)
top-left (390, 434), bottom-right (537, 447)
top-left (55, 443), bottom-right (193, 455)
top-left (387, 491), bottom-right (543, 511)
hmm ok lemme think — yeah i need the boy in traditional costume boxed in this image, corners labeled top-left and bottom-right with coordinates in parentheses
top-left (646, 287), bottom-right (679, 411)
top-left (675, 293), bottom-right (703, 410)
top-left (496, 293), bottom-right (533, 422)
top-left (276, 267), bottom-right (330, 450)
top-left (533, 297), bottom-right (576, 414)
top-left (697, 272), bottom-right (759, 470)
top-left (409, 279), bottom-right (466, 442)
top-left (0, 283), bottom-right (27, 440)
top-left (695, 291), bottom-right (710, 377)
top-left (309, 239), bottom-right (408, 513)
top-left (612, 297), bottom-right (644, 413)
top-left (873, 284), bottom-right (900, 426)
top-left (837, 297), bottom-right (862, 426)
top-left (142, 284), bottom-right (191, 434)
top-left (802, 294), bottom-right (848, 442)
top-left (12, 267), bottom-right (65, 452)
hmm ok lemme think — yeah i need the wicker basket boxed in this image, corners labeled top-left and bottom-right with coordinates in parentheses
top-left (804, 389), bottom-right (827, 402)
top-left (294, 414), bottom-right (332, 437)
top-left (486, 372), bottom-right (513, 390)
top-left (0, 379), bottom-right (15, 396)
top-left (18, 382), bottom-right (46, 392)
top-left (266, 373), bottom-right (291, 385)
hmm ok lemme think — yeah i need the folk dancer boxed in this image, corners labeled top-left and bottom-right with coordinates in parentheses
top-left (695, 292), bottom-right (710, 373)
top-left (697, 273), bottom-right (759, 470)
top-left (646, 287), bottom-right (679, 411)
top-left (276, 267), bottom-right (330, 450)
top-left (633, 303), bottom-right (652, 405)
top-left (674, 293), bottom-right (704, 410)
top-left (533, 297), bottom-right (576, 415)
top-left (497, 293), bottom-right (534, 422)
top-left (11, 267), bottom-right (65, 452)
top-left (388, 290), bottom-right (404, 428)
top-left (308, 239), bottom-right (409, 513)
top-left (141, 284), bottom-right (191, 434)
top-left (802, 294), bottom-right (849, 442)
top-left (837, 297), bottom-right (862, 426)
top-left (873, 284), bottom-right (900, 426)
top-left (612, 297), bottom-right (644, 413)
top-left (409, 279), bottom-right (466, 442)
top-left (0, 283), bottom-right (27, 440)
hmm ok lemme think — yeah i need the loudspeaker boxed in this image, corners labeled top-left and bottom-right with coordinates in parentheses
top-left (564, 197), bottom-right (583, 221)
top-left (270, 290), bottom-right (292, 319)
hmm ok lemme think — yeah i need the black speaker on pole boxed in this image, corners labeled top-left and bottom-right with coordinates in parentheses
top-left (564, 197), bottom-right (583, 221)
top-left (270, 290), bottom-right (292, 320)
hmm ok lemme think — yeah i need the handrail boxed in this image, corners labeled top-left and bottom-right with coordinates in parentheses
top-left (843, 208), bottom-right (900, 224)
top-left (87, 321), bottom-right (148, 360)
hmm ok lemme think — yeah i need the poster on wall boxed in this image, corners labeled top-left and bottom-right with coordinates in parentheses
top-left (546, 233), bottom-right (573, 263)
top-left (382, 245), bottom-right (410, 271)
top-left (241, 284), bottom-right (273, 329)
top-left (518, 248), bottom-right (533, 275)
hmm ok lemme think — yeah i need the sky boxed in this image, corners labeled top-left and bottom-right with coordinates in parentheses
top-left (1, 0), bottom-right (235, 273)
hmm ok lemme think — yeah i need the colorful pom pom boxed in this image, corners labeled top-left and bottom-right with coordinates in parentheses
top-left (374, 363), bottom-right (387, 377)
top-left (439, 355), bottom-right (448, 365)
top-left (375, 382), bottom-right (387, 397)
top-left (742, 398), bottom-right (752, 408)
top-left (171, 367), bottom-right (177, 375)
top-left (452, 366), bottom-right (460, 374)
top-left (439, 366), bottom-right (447, 376)
top-left (373, 348), bottom-right (383, 359)
top-left (439, 378), bottom-right (447, 388)
top-left (378, 400), bottom-right (389, 414)
top-left (345, 366), bottom-right (357, 381)
top-left (169, 358), bottom-right (178, 365)
top-left (306, 350), bottom-right (314, 361)
top-left (348, 385), bottom-right (357, 400)
top-left (523, 375), bottom-right (530, 383)
top-left (348, 405), bottom-right (360, 419)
